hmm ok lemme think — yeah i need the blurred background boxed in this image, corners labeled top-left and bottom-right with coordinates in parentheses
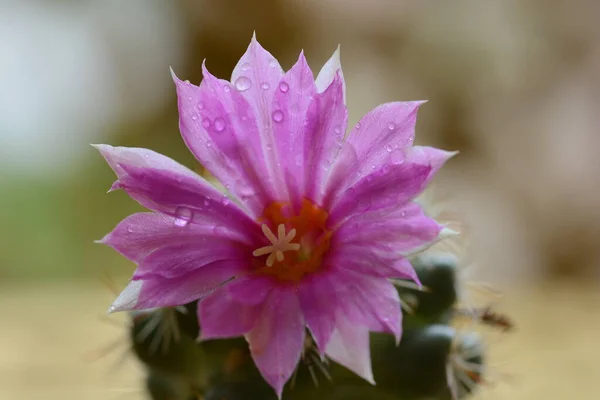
top-left (1, 0), bottom-right (599, 398)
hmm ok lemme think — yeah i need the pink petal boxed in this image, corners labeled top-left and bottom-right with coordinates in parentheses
top-left (327, 162), bottom-right (432, 226)
top-left (335, 202), bottom-right (444, 255)
top-left (230, 34), bottom-right (287, 198)
top-left (95, 145), bottom-right (259, 241)
top-left (134, 241), bottom-right (250, 280)
top-left (110, 260), bottom-right (243, 312)
top-left (304, 71), bottom-right (347, 203)
top-left (246, 287), bottom-right (305, 398)
top-left (326, 247), bottom-right (416, 280)
top-left (173, 67), bottom-right (277, 217)
top-left (324, 101), bottom-right (424, 197)
top-left (407, 145), bottom-right (458, 182)
top-left (227, 275), bottom-right (277, 306)
top-left (99, 212), bottom-right (251, 262)
top-left (271, 52), bottom-right (317, 206)
top-left (329, 269), bottom-right (402, 341)
top-left (348, 101), bottom-right (424, 169)
top-left (198, 286), bottom-right (265, 340)
top-left (297, 272), bottom-right (338, 352)
top-left (315, 45), bottom-right (346, 104)
top-left (325, 316), bottom-right (374, 384)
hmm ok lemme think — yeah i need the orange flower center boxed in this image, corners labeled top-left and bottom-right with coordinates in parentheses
top-left (252, 199), bottom-right (332, 282)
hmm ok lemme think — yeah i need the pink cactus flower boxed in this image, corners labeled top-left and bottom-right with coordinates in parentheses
top-left (96, 34), bottom-right (455, 397)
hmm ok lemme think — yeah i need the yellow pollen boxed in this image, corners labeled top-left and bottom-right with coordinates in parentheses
top-left (252, 223), bottom-right (301, 267)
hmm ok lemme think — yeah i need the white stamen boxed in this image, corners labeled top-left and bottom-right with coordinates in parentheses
top-left (253, 223), bottom-right (301, 267)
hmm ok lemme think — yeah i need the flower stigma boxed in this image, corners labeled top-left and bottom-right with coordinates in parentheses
top-left (252, 199), bottom-right (332, 281)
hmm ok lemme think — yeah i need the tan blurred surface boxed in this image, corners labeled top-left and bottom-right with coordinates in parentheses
top-left (1, 280), bottom-right (598, 400)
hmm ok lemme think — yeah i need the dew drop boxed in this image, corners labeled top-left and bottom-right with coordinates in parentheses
top-left (388, 122), bottom-right (396, 131)
top-left (278, 82), bottom-right (289, 93)
top-left (386, 144), bottom-right (393, 153)
top-left (191, 115), bottom-right (198, 121)
top-left (241, 115), bottom-right (248, 121)
top-left (272, 110), bottom-right (284, 123)
top-left (234, 76), bottom-right (252, 92)
top-left (241, 62), bottom-right (251, 71)
top-left (269, 59), bottom-right (278, 68)
top-left (214, 118), bottom-right (226, 132)
top-left (334, 126), bottom-right (341, 134)
top-left (221, 196), bottom-right (230, 206)
top-left (391, 149), bottom-right (406, 164)
top-left (197, 102), bottom-right (205, 110)
top-left (202, 118), bottom-right (211, 129)
top-left (260, 82), bottom-right (270, 90)
top-left (174, 207), bottom-right (193, 227)
top-left (355, 122), bottom-right (362, 130)
top-left (223, 84), bottom-right (231, 93)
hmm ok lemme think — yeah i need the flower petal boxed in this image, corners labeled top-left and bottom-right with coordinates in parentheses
top-left (198, 286), bottom-right (265, 340)
top-left (326, 247), bottom-right (416, 280)
top-left (328, 162), bottom-right (432, 226)
top-left (407, 145), bottom-right (458, 182)
top-left (304, 71), bottom-right (347, 202)
top-left (336, 202), bottom-right (444, 255)
top-left (246, 287), bottom-right (305, 398)
top-left (173, 67), bottom-right (277, 217)
top-left (330, 269), bottom-right (402, 341)
top-left (99, 212), bottom-right (251, 262)
top-left (325, 101), bottom-right (424, 196)
top-left (297, 272), bottom-right (338, 352)
top-left (227, 275), bottom-right (276, 306)
top-left (110, 260), bottom-right (243, 312)
top-left (94, 145), bottom-right (259, 241)
top-left (315, 45), bottom-right (346, 104)
top-left (325, 316), bottom-right (374, 384)
top-left (271, 52), bottom-right (317, 205)
top-left (134, 241), bottom-right (250, 279)
top-left (230, 34), bottom-right (287, 197)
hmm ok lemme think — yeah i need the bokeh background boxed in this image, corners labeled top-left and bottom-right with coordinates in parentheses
top-left (1, 0), bottom-right (599, 398)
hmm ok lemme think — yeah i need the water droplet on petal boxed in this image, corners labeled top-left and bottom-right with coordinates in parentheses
top-left (198, 102), bottom-right (205, 110)
top-left (334, 126), bottom-right (341, 134)
top-left (223, 84), bottom-right (231, 93)
top-left (241, 115), bottom-right (248, 121)
top-left (234, 76), bottom-right (252, 92)
top-left (391, 149), bottom-right (406, 164)
top-left (203, 198), bottom-right (211, 207)
top-left (241, 62), bottom-right (251, 71)
top-left (202, 118), bottom-right (211, 129)
top-left (191, 115), bottom-right (198, 121)
top-left (221, 196), bottom-right (230, 206)
top-left (260, 82), bottom-right (270, 90)
top-left (174, 207), bottom-right (193, 227)
top-left (388, 122), bottom-right (396, 131)
top-left (386, 144), bottom-right (393, 153)
top-left (355, 122), bottom-right (362, 130)
top-left (272, 110), bottom-right (284, 123)
top-left (278, 82), bottom-right (289, 93)
top-left (214, 118), bottom-right (226, 132)
top-left (269, 59), bottom-right (278, 68)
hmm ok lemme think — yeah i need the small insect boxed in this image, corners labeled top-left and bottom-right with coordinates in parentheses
top-left (456, 306), bottom-right (514, 332)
